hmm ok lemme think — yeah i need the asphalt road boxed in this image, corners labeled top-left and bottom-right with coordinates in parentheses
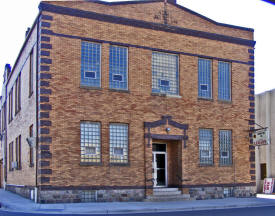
top-left (1, 206), bottom-right (275, 216)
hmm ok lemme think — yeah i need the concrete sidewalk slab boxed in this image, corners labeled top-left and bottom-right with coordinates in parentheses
top-left (1, 189), bottom-right (275, 214)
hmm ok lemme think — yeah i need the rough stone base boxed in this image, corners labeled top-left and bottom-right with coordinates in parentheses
top-left (6, 185), bottom-right (35, 200)
top-left (189, 186), bottom-right (256, 200)
top-left (39, 189), bottom-right (145, 203)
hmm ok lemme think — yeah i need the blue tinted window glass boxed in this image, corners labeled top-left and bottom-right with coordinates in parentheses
top-left (152, 52), bottom-right (179, 95)
top-left (219, 130), bottom-right (232, 165)
top-left (218, 62), bottom-right (231, 101)
top-left (199, 129), bottom-right (213, 165)
top-left (81, 42), bottom-right (101, 87)
top-left (109, 46), bottom-right (128, 90)
top-left (198, 59), bottom-right (212, 99)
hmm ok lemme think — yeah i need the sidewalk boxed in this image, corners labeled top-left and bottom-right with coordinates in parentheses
top-left (1, 189), bottom-right (275, 214)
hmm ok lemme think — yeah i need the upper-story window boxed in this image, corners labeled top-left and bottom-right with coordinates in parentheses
top-left (8, 88), bottom-right (13, 123)
top-left (199, 128), bottom-right (213, 165)
top-left (109, 46), bottom-right (128, 90)
top-left (219, 130), bottom-right (232, 166)
top-left (15, 74), bottom-right (21, 114)
top-left (218, 61), bottom-right (231, 101)
top-left (29, 49), bottom-right (33, 97)
top-left (198, 58), bottom-right (212, 99)
top-left (81, 41), bottom-right (101, 87)
top-left (152, 52), bottom-right (179, 95)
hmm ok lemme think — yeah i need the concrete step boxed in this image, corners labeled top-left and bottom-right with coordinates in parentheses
top-left (153, 190), bottom-right (182, 196)
top-left (145, 194), bottom-right (191, 202)
top-left (153, 188), bottom-right (179, 192)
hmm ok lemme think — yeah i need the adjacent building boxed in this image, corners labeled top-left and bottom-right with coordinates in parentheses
top-left (255, 89), bottom-right (275, 192)
top-left (0, 0), bottom-right (256, 203)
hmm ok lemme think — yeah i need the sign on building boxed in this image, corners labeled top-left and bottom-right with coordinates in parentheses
top-left (263, 178), bottom-right (274, 194)
top-left (253, 128), bottom-right (270, 146)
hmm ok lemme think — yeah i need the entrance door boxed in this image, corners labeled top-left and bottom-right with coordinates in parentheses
top-left (152, 144), bottom-right (167, 187)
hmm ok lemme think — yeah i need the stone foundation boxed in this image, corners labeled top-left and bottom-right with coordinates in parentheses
top-left (6, 185), bottom-right (35, 200)
top-left (189, 186), bottom-right (256, 200)
top-left (38, 189), bottom-right (145, 203)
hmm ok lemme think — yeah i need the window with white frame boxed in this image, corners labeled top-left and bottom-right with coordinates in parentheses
top-left (109, 123), bottom-right (128, 164)
top-left (198, 58), bottom-right (212, 99)
top-left (109, 45), bottom-right (128, 90)
top-left (219, 130), bottom-right (232, 165)
top-left (152, 52), bottom-right (179, 95)
top-left (80, 122), bottom-right (101, 163)
top-left (81, 41), bottom-right (101, 87)
top-left (218, 61), bottom-right (231, 101)
top-left (199, 128), bottom-right (213, 165)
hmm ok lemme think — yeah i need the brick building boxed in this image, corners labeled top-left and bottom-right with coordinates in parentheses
top-left (0, 0), bottom-right (256, 203)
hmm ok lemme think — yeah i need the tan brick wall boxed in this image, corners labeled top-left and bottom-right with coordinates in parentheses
top-left (39, 1), bottom-right (254, 189)
top-left (6, 25), bottom-right (38, 186)
top-left (45, 0), bottom-right (253, 40)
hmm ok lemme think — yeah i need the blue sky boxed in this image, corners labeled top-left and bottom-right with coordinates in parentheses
top-left (0, 0), bottom-right (274, 94)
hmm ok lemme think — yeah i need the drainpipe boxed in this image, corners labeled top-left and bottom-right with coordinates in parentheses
top-left (265, 91), bottom-right (271, 178)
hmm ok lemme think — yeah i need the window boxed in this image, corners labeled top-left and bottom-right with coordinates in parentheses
top-left (109, 46), bottom-right (128, 90)
top-left (29, 125), bottom-right (34, 167)
top-left (81, 41), bottom-right (101, 87)
top-left (80, 122), bottom-right (101, 163)
top-left (261, 163), bottom-right (267, 180)
top-left (199, 129), bottom-right (213, 165)
top-left (198, 58), bottom-right (212, 99)
top-left (152, 52), bottom-right (179, 95)
top-left (218, 61), bottom-right (231, 101)
top-left (8, 88), bottom-right (13, 123)
top-left (15, 74), bottom-right (21, 114)
top-left (109, 123), bottom-right (128, 164)
top-left (15, 135), bottom-right (22, 170)
top-left (29, 49), bottom-right (33, 96)
top-left (219, 130), bottom-right (232, 165)
top-left (9, 142), bottom-right (13, 171)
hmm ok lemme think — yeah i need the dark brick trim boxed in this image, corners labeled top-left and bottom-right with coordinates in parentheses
top-left (249, 73), bottom-right (254, 77)
top-left (249, 156), bottom-right (255, 162)
top-left (46, 31), bottom-right (251, 65)
top-left (39, 137), bottom-right (52, 143)
top-left (41, 14), bottom-right (53, 21)
top-left (39, 2), bottom-right (255, 47)
top-left (250, 163), bottom-right (255, 168)
top-left (145, 115), bottom-right (188, 130)
top-left (40, 112), bottom-right (50, 118)
top-left (40, 65), bottom-right (50, 71)
top-left (40, 177), bottom-right (50, 183)
top-left (250, 115), bottom-right (255, 119)
top-left (248, 49), bottom-right (254, 54)
top-left (41, 43), bottom-right (52, 49)
top-left (249, 145), bottom-right (255, 150)
top-left (40, 104), bottom-right (52, 110)
top-left (145, 133), bottom-right (187, 140)
top-left (41, 50), bottom-right (50, 56)
top-left (40, 128), bottom-right (50, 134)
top-left (41, 58), bottom-right (52, 64)
top-left (180, 182), bottom-right (256, 188)
top-left (41, 29), bottom-right (53, 35)
top-left (41, 36), bottom-right (51, 42)
top-left (40, 151), bottom-right (52, 159)
top-left (250, 102), bottom-right (255, 107)
top-left (40, 161), bottom-right (50, 167)
top-left (38, 169), bottom-right (52, 175)
top-left (40, 80), bottom-right (50, 87)
top-left (249, 67), bottom-right (254, 72)
top-left (40, 120), bottom-right (52, 126)
top-left (39, 73), bottom-right (52, 79)
top-left (249, 55), bottom-right (254, 60)
top-left (248, 61), bottom-right (254, 65)
top-left (40, 88), bottom-right (52, 94)
top-left (40, 96), bottom-right (49, 103)
top-left (249, 79), bottom-right (254, 83)
top-left (251, 176), bottom-right (256, 180)
top-left (250, 90), bottom-right (254, 95)
top-left (248, 85), bottom-right (254, 89)
top-left (250, 170), bottom-right (255, 174)
top-left (40, 145), bottom-right (50, 150)
top-left (41, 21), bottom-right (51, 28)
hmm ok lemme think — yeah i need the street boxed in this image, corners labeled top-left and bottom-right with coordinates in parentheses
top-left (1, 206), bottom-right (275, 216)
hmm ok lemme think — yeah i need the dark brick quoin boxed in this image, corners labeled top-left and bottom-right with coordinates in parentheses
top-left (40, 120), bottom-right (52, 127)
top-left (41, 50), bottom-right (50, 56)
top-left (41, 21), bottom-right (51, 28)
top-left (41, 58), bottom-right (52, 64)
top-left (40, 80), bottom-right (50, 87)
top-left (39, 137), bottom-right (52, 143)
top-left (40, 161), bottom-right (50, 167)
top-left (41, 14), bottom-right (53, 21)
top-left (40, 65), bottom-right (50, 71)
top-left (41, 36), bottom-right (51, 42)
top-left (39, 169), bottom-right (52, 175)
top-left (40, 88), bottom-right (52, 95)
top-left (40, 112), bottom-right (50, 119)
top-left (41, 43), bottom-right (52, 49)
top-left (40, 128), bottom-right (50, 134)
top-left (40, 145), bottom-right (50, 151)
top-left (40, 104), bottom-right (52, 110)
top-left (40, 151), bottom-right (52, 159)
top-left (40, 177), bottom-right (50, 184)
top-left (40, 96), bottom-right (49, 103)
top-left (39, 73), bottom-right (52, 80)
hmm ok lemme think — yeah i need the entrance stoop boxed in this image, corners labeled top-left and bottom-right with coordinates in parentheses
top-left (145, 188), bottom-right (190, 201)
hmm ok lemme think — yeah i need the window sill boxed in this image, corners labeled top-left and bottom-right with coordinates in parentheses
top-left (219, 164), bottom-right (233, 167)
top-left (218, 100), bottom-right (232, 104)
top-left (80, 162), bottom-right (102, 166)
top-left (109, 163), bottom-right (130, 167)
top-left (109, 89), bottom-right (130, 93)
top-left (199, 163), bottom-right (214, 167)
top-left (151, 93), bottom-right (181, 98)
top-left (80, 85), bottom-right (102, 90)
top-left (198, 97), bottom-right (213, 102)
